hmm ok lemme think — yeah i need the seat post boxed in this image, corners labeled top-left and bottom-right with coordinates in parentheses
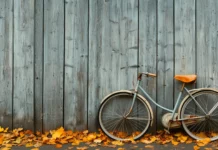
top-left (181, 83), bottom-right (185, 92)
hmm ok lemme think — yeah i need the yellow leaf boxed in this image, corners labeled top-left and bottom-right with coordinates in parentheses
top-left (72, 140), bottom-right (80, 146)
top-left (193, 145), bottom-right (200, 150)
top-left (117, 148), bottom-right (125, 150)
top-left (5, 144), bottom-right (12, 148)
top-left (87, 133), bottom-right (97, 141)
top-left (111, 141), bottom-right (124, 146)
top-left (76, 146), bottom-right (88, 150)
top-left (0, 126), bottom-right (4, 132)
top-left (1, 147), bottom-right (10, 150)
top-left (4, 128), bottom-right (8, 133)
top-left (52, 127), bottom-right (65, 139)
top-left (56, 144), bottom-right (62, 148)
top-left (31, 148), bottom-right (39, 150)
top-left (186, 137), bottom-right (193, 144)
top-left (26, 143), bottom-right (33, 147)
top-left (15, 137), bottom-right (22, 144)
top-left (196, 138), bottom-right (211, 147)
top-left (178, 135), bottom-right (188, 143)
top-left (83, 130), bottom-right (89, 134)
top-left (171, 139), bottom-right (179, 146)
top-left (174, 132), bottom-right (182, 137)
top-left (94, 139), bottom-right (102, 143)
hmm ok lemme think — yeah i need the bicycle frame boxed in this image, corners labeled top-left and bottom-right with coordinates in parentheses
top-left (129, 79), bottom-right (205, 121)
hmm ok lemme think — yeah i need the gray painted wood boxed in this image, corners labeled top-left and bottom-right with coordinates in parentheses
top-left (34, 0), bottom-right (44, 132)
top-left (43, 0), bottom-right (64, 131)
top-left (157, 0), bottom-right (174, 129)
top-left (64, 0), bottom-right (88, 130)
top-left (13, 0), bottom-right (35, 130)
top-left (88, 0), bottom-right (138, 131)
top-left (0, 0), bottom-right (13, 129)
top-left (197, 0), bottom-right (218, 89)
top-left (139, 0), bottom-right (157, 132)
top-left (174, 0), bottom-right (196, 97)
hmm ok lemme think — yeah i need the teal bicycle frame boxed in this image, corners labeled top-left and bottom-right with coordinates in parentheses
top-left (127, 72), bottom-right (207, 121)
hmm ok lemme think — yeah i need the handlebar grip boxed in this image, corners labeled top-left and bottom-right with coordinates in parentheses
top-left (147, 73), bottom-right (156, 77)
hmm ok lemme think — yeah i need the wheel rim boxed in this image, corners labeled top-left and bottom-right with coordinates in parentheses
top-left (99, 92), bottom-right (151, 141)
top-left (181, 90), bottom-right (218, 141)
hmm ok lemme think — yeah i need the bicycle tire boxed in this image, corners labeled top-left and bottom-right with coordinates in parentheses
top-left (179, 89), bottom-right (218, 141)
top-left (98, 90), bottom-right (152, 141)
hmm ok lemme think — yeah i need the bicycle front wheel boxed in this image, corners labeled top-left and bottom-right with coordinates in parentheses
top-left (98, 91), bottom-right (152, 141)
top-left (180, 89), bottom-right (218, 141)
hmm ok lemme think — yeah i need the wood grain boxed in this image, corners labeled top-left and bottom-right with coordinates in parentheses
top-left (0, 0), bottom-right (13, 129)
top-left (43, 0), bottom-right (64, 131)
top-left (13, 0), bottom-right (35, 130)
top-left (64, 0), bottom-right (88, 130)
top-left (139, 0), bottom-right (157, 132)
top-left (34, 0), bottom-right (44, 132)
top-left (157, 0), bottom-right (174, 129)
top-left (88, 0), bottom-right (138, 131)
top-left (174, 0), bottom-right (196, 98)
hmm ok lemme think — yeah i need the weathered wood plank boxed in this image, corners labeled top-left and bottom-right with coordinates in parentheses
top-left (43, 0), bottom-right (64, 131)
top-left (64, 0), bottom-right (88, 130)
top-left (13, 0), bottom-right (35, 130)
top-left (197, 0), bottom-right (218, 88)
top-left (88, 0), bottom-right (138, 131)
top-left (157, 0), bottom-right (174, 129)
top-left (0, 0), bottom-right (13, 129)
top-left (139, 0), bottom-right (157, 132)
top-left (174, 0), bottom-right (195, 96)
top-left (34, 0), bottom-right (43, 132)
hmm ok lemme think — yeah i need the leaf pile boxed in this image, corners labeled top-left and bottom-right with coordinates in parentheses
top-left (0, 126), bottom-right (217, 150)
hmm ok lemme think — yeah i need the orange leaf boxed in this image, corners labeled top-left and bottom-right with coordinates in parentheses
top-left (196, 138), bottom-right (211, 147)
top-left (111, 141), bottom-right (124, 146)
top-left (31, 148), bottom-right (39, 150)
top-left (52, 127), bottom-right (65, 139)
top-left (26, 143), bottom-right (33, 147)
top-left (193, 145), bottom-right (200, 150)
top-left (56, 144), bottom-right (62, 148)
top-left (0, 135), bottom-right (4, 144)
top-left (171, 139), bottom-right (179, 146)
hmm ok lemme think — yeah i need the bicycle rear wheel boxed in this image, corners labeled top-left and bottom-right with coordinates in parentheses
top-left (98, 91), bottom-right (152, 141)
top-left (179, 89), bottom-right (218, 141)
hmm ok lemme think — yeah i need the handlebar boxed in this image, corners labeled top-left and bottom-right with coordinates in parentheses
top-left (138, 72), bottom-right (156, 80)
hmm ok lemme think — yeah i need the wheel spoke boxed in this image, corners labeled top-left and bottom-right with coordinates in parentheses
top-left (180, 90), bottom-right (218, 141)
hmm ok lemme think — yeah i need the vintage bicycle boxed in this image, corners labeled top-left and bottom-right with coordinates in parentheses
top-left (98, 72), bottom-right (218, 141)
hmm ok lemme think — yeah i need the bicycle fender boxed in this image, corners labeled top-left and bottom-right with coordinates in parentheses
top-left (100, 90), bottom-right (154, 126)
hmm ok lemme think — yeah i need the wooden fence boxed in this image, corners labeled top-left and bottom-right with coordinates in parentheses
top-left (0, 0), bottom-right (218, 132)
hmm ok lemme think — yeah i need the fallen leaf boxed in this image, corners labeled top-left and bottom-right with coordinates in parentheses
top-left (111, 141), bottom-right (124, 146)
top-left (196, 138), bottom-right (211, 147)
top-left (172, 139), bottom-right (179, 146)
top-left (26, 143), bottom-right (33, 147)
top-left (194, 145), bottom-right (200, 150)
top-left (56, 144), bottom-right (62, 148)
top-left (145, 145), bottom-right (154, 149)
top-left (76, 146), bottom-right (88, 150)
top-left (94, 139), bottom-right (102, 143)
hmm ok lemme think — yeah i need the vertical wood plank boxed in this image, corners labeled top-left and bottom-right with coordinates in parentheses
top-left (174, 0), bottom-right (195, 96)
top-left (157, 0), bottom-right (174, 129)
top-left (139, 0), bottom-right (157, 132)
top-left (34, 0), bottom-right (44, 132)
top-left (64, 0), bottom-right (88, 130)
top-left (13, 0), bottom-right (35, 130)
top-left (43, 0), bottom-right (64, 131)
top-left (89, 0), bottom-right (138, 131)
top-left (197, 0), bottom-right (218, 88)
top-left (0, 0), bottom-right (13, 129)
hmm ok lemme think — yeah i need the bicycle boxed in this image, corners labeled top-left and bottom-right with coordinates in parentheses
top-left (98, 72), bottom-right (218, 141)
